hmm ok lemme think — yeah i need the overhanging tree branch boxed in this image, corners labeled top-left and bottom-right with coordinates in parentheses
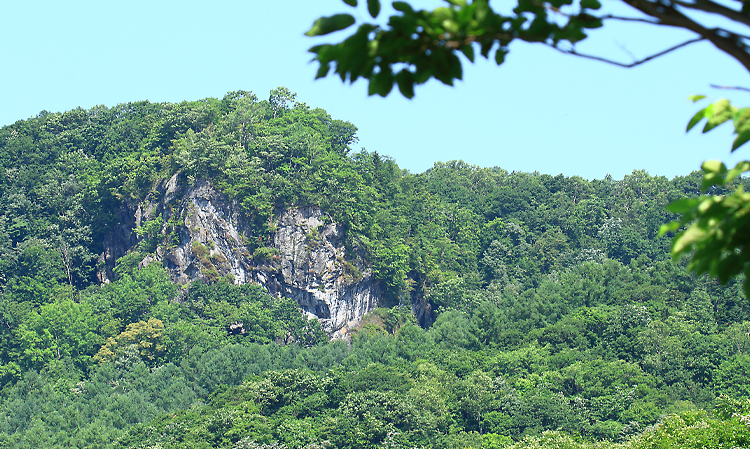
top-left (624, 0), bottom-right (750, 73)
top-left (307, 0), bottom-right (750, 97)
top-left (672, 0), bottom-right (750, 28)
top-left (547, 37), bottom-right (705, 68)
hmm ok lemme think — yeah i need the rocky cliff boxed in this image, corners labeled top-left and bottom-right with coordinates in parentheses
top-left (98, 174), bottom-right (381, 336)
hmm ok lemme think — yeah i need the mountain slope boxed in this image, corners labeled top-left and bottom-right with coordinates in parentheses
top-left (2, 90), bottom-right (750, 448)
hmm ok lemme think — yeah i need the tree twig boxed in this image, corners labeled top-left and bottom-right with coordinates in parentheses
top-left (623, 0), bottom-right (750, 73)
top-left (546, 8), bottom-right (662, 26)
top-left (672, 0), bottom-right (750, 28)
top-left (710, 84), bottom-right (750, 93)
top-left (615, 41), bottom-right (638, 62)
top-left (596, 14), bottom-right (661, 25)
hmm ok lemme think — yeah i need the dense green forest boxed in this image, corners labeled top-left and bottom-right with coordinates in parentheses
top-left (2, 90), bottom-right (750, 448)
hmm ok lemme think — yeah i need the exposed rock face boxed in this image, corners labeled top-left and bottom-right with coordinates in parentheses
top-left (266, 207), bottom-right (381, 335)
top-left (98, 175), bottom-right (381, 336)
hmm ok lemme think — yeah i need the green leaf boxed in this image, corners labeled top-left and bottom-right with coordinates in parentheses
top-left (665, 197), bottom-right (699, 213)
top-left (672, 225), bottom-right (705, 256)
top-left (315, 63), bottom-right (331, 79)
top-left (733, 107), bottom-right (750, 130)
top-left (448, 52), bottom-right (463, 81)
top-left (580, 0), bottom-right (601, 9)
top-left (688, 94), bottom-right (706, 102)
top-left (343, 0), bottom-right (357, 5)
top-left (394, 70), bottom-right (415, 99)
top-left (726, 161), bottom-right (750, 182)
top-left (687, 106), bottom-right (708, 132)
top-left (703, 99), bottom-right (733, 133)
top-left (702, 160), bottom-right (726, 174)
top-left (392, 1), bottom-right (413, 13)
top-left (701, 160), bottom-right (728, 191)
top-left (442, 19), bottom-right (459, 34)
top-left (367, 0), bottom-right (381, 18)
top-left (696, 195), bottom-right (722, 214)
top-left (732, 131), bottom-right (750, 152)
top-left (461, 45), bottom-right (475, 62)
top-left (305, 14), bottom-right (356, 36)
top-left (733, 108), bottom-right (750, 151)
top-left (368, 70), bottom-right (393, 96)
top-left (480, 41), bottom-right (494, 58)
top-left (495, 48), bottom-right (508, 65)
top-left (433, 7), bottom-right (453, 22)
top-left (659, 221), bottom-right (681, 236)
top-left (702, 172), bottom-right (725, 191)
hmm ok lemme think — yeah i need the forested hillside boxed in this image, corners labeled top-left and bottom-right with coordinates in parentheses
top-left (1, 90), bottom-right (750, 448)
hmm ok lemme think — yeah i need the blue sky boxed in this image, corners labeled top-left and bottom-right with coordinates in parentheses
top-left (1, 0), bottom-right (748, 180)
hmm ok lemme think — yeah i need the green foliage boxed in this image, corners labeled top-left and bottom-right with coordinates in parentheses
top-left (662, 159), bottom-right (750, 296)
top-left (372, 241), bottom-right (411, 302)
top-left (713, 354), bottom-right (750, 398)
top-left (305, 14), bottom-right (356, 37)
top-left (307, 1), bottom-right (750, 101)
top-left (254, 246), bottom-right (280, 262)
top-left (17, 296), bottom-right (101, 371)
top-left (93, 317), bottom-right (166, 365)
top-left (687, 97), bottom-right (750, 152)
top-left (631, 408), bottom-right (750, 449)
top-left (90, 260), bottom-right (178, 324)
top-left (134, 216), bottom-right (164, 252)
top-left (307, 0), bottom-right (603, 97)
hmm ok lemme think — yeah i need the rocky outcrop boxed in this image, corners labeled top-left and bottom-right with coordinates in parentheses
top-left (98, 174), bottom-right (381, 336)
top-left (262, 207), bottom-right (381, 335)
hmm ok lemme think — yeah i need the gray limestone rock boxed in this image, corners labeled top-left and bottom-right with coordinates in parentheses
top-left (98, 175), bottom-right (381, 336)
